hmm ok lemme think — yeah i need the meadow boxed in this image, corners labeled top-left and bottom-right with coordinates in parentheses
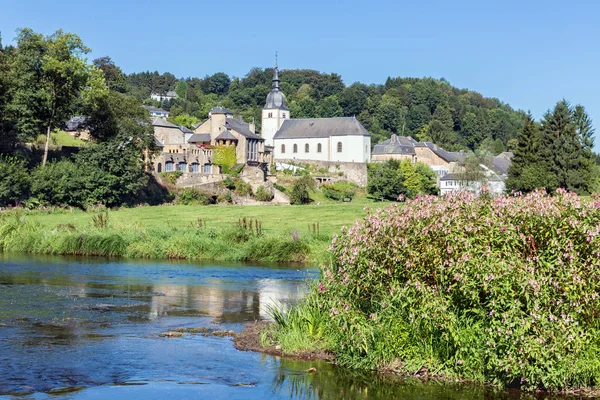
top-left (0, 202), bottom-right (377, 263)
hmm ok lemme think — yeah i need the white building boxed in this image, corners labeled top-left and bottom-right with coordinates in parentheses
top-left (262, 60), bottom-right (371, 164)
top-left (143, 105), bottom-right (169, 118)
top-left (151, 90), bottom-right (178, 102)
top-left (439, 165), bottom-right (506, 196)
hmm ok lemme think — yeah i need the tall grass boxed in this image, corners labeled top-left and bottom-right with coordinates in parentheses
top-left (0, 214), bottom-right (325, 263)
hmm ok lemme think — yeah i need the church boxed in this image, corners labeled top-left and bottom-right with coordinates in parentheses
top-left (262, 60), bottom-right (371, 165)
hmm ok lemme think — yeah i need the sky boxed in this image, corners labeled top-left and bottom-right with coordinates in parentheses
top-left (1, 0), bottom-right (599, 144)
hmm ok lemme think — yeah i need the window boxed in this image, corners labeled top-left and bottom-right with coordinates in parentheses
top-left (203, 163), bottom-right (211, 174)
top-left (282, 113), bottom-right (286, 118)
top-left (177, 162), bottom-right (186, 172)
top-left (268, 112), bottom-right (273, 118)
top-left (190, 162), bottom-right (199, 173)
top-left (305, 143), bottom-right (309, 153)
top-left (317, 143), bottom-right (322, 153)
top-left (281, 144), bottom-right (285, 154)
top-left (337, 142), bottom-right (342, 153)
top-left (157, 163), bottom-right (162, 173)
top-left (293, 144), bottom-right (298, 153)
top-left (165, 161), bottom-right (174, 172)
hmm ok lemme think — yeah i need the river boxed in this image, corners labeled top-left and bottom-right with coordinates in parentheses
top-left (0, 254), bottom-right (580, 399)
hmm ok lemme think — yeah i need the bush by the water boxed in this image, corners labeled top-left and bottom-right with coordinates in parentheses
top-left (322, 181), bottom-right (358, 202)
top-left (175, 188), bottom-right (215, 205)
top-left (272, 190), bottom-right (600, 391)
top-left (290, 175), bottom-right (316, 205)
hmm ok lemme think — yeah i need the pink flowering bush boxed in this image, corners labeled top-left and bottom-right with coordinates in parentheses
top-left (315, 189), bottom-right (600, 390)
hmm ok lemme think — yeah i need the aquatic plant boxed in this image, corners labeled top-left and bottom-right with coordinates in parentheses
top-left (286, 190), bottom-right (600, 391)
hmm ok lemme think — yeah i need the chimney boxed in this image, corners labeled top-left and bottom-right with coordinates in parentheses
top-left (238, 114), bottom-right (244, 122)
top-left (391, 134), bottom-right (397, 143)
top-left (249, 121), bottom-right (256, 134)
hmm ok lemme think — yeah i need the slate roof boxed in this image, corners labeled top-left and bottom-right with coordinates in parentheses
top-left (65, 116), bottom-right (88, 131)
top-left (151, 117), bottom-right (179, 128)
top-left (154, 137), bottom-right (164, 147)
top-left (274, 117), bottom-right (370, 140)
top-left (179, 126), bottom-right (194, 134)
top-left (372, 135), bottom-right (418, 155)
top-left (490, 154), bottom-right (513, 175)
top-left (215, 130), bottom-right (238, 141)
top-left (188, 133), bottom-right (211, 143)
top-left (210, 106), bottom-right (233, 115)
top-left (143, 105), bottom-right (168, 114)
top-left (166, 91), bottom-right (178, 97)
top-left (422, 142), bottom-right (462, 163)
top-left (440, 173), bottom-right (461, 181)
top-left (225, 118), bottom-right (263, 140)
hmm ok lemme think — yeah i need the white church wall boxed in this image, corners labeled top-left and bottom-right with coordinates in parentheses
top-left (273, 137), bottom-right (330, 161)
top-left (329, 135), bottom-right (370, 163)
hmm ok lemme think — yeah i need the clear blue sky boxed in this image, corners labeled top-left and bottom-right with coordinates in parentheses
top-left (1, 0), bottom-right (599, 144)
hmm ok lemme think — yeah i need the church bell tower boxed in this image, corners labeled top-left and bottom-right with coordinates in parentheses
top-left (261, 55), bottom-right (289, 147)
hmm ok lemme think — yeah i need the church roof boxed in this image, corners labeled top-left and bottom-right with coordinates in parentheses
top-left (264, 59), bottom-right (288, 110)
top-left (225, 118), bottom-right (263, 140)
top-left (274, 117), bottom-right (370, 139)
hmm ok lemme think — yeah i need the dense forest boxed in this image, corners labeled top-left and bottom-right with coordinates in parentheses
top-left (122, 66), bottom-right (527, 153)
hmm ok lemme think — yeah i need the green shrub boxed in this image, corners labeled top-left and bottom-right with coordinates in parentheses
top-left (287, 190), bottom-right (600, 391)
top-left (322, 181), bottom-right (358, 202)
top-left (176, 188), bottom-right (213, 205)
top-left (0, 156), bottom-right (30, 206)
top-left (159, 170), bottom-right (183, 185)
top-left (222, 176), bottom-right (236, 190)
top-left (273, 183), bottom-right (286, 193)
top-left (255, 186), bottom-right (274, 202)
top-left (216, 191), bottom-right (232, 203)
top-left (290, 175), bottom-right (315, 205)
top-left (235, 180), bottom-right (253, 197)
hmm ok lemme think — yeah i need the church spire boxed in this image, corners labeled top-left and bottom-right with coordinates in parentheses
top-left (272, 52), bottom-right (280, 91)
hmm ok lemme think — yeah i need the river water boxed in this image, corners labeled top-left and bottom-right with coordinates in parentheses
top-left (0, 254), bottom-right (582, 399)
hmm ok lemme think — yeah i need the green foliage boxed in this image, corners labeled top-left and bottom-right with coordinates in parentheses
top-left (30, 143), bottom-right (151, 208)
top-left (0, 156), bottom-right (30, 206)
top-left (255, 186), bottom-right (274, 202)
top-left (273, 183), bottom-right (287, 193)
top-left (290, 175), bottom-right (316, 205)
top-left (322, 181), bottom-right (358, 202)
top-left (222, 176), bottom-right (236, 190)
top-left (235, 179), bottom-right (253, 197)
top-left (169, 113), bottom-right (199, 129)
top-left (159, 170), bottom-right (183, 185)
top-left (287, 190), bottom-right (600, 391)
top-left (509, 102), bottom-right (596, 195)
top-left (212, 144), bottom-right (237, 174)
top-left (367, 160), bottom-right (438, 200)
top-left (175, 188), bottom-right (214, 205)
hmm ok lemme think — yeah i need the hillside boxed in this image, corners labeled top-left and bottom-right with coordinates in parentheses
top-left (124, 67), bottom-right (527, 153)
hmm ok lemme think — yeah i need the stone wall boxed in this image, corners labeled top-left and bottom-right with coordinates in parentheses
top-left (176, 174), bottom-right (226, 188)
top-left (277, 158), bottom-right (368, 186)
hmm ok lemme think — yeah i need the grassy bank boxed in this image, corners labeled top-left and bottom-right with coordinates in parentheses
top-left (0, 203), bottom-right (374, 263)
top-left (264, 191), bottom-right (600, 393)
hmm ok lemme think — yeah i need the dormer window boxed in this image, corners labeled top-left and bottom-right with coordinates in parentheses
top-left (283, 113), bottom-right (286, 118)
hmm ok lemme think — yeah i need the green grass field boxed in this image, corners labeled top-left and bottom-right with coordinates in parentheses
top-left (1, 202), bottom-right (390, 263)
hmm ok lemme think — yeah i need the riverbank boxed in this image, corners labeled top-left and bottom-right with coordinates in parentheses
top-left (0, 203), bottom-right (374, 263)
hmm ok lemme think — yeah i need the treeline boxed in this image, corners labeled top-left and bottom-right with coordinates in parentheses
top-left (507, 101), bottom-right (596, 195)
top-left (0, 29), bottom-right (167, 207)
top-left (122, 66), bottom-right (527, 153)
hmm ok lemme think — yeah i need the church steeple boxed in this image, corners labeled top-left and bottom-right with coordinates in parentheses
top-left (264, 53), bottom-right (288, 110)
top-left (272, 53), bottom-right (280, 90)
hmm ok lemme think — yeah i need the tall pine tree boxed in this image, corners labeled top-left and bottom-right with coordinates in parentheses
top-left (506, 113), bottom-right (548, 192)
top-left (540, 100), bottom-right (594, 194)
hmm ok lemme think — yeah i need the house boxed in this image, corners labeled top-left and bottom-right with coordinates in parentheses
top-left (372, 134), bottom-right (464, 178)
top-left (439, 166), bottom-right (506, 196)
top-left (64, 116), bottom-right (90, 141)
top-left (150, 105), bottom-right (271, 177)
top-left (150, 90), bottom-right (178, 102)
top-left (143, 105), bottom-right (169, 118)
top-left (262, 60), bottom-right (371, 165)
